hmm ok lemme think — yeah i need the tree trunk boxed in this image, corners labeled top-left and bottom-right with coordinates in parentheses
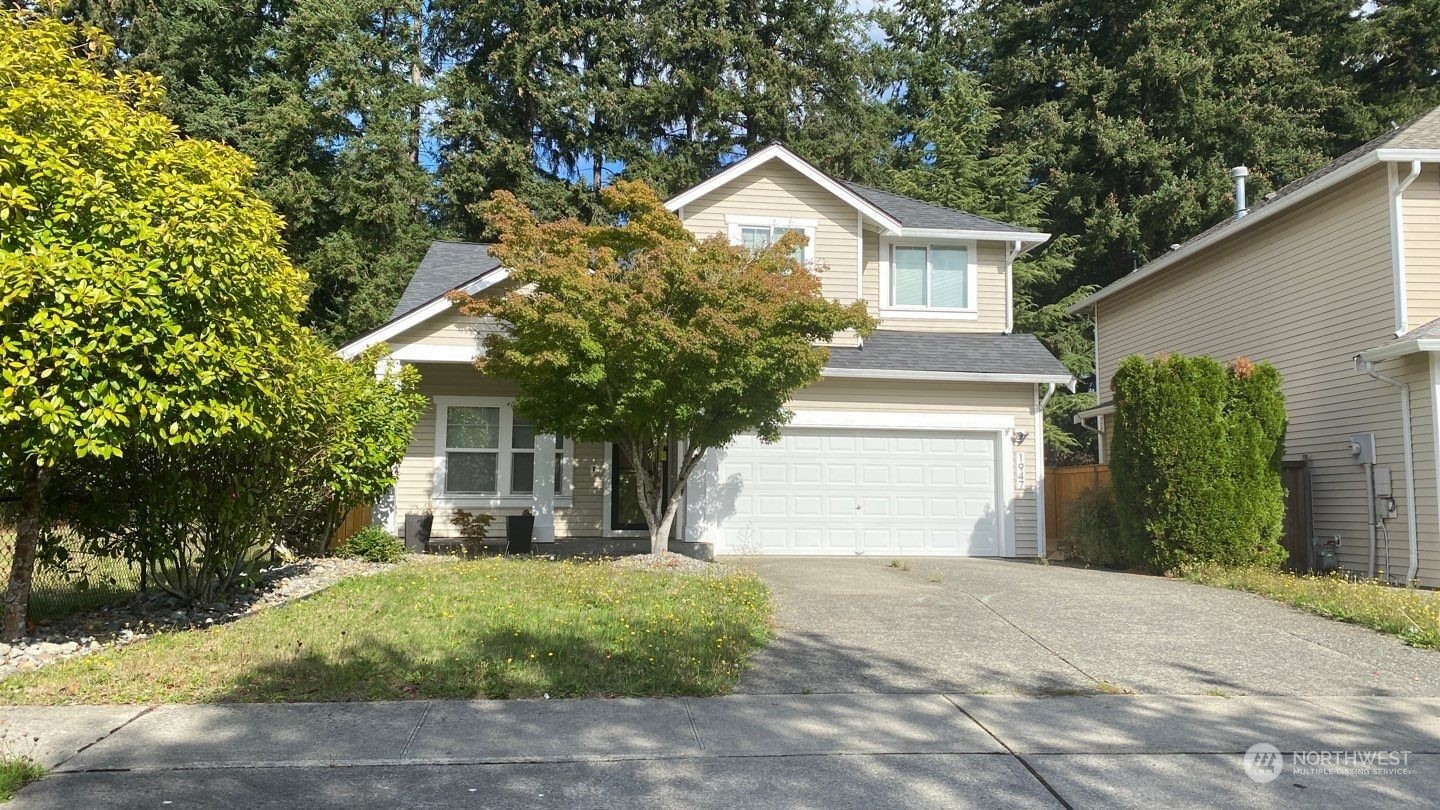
top-left (3, 459), bottom-right (46, 641)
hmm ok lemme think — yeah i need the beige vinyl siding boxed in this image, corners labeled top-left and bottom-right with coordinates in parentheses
top-left (875, 239), bottom-right (1010, 333)
top-left (1094, 164), bottom-right (1440, 585)
top-left (388, 310), bottom-right (504, 352)
top-left (861, 228), bottom-right (882, 317)
top-left (681, 161), bottom-right (860, 304)
top-left (1404, 163), bottom-right (1440, 328)
top-left (788, 377), bottom-right (1043, 557)
top-left (394, 363), bottom-right (602, 538)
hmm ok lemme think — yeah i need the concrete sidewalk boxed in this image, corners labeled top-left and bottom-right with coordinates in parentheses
top-left (5, 694), bottom-right (1437, 807)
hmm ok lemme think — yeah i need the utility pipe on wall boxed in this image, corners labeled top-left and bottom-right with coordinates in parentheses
top-left (1355, 356), bottom-right (1421, 584)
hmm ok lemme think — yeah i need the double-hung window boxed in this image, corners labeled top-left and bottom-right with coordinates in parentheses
top-left (888, 243), bottom-right (974, 311)
top-left (436, 398), bottom-right (571, 502)
top-left (727, 216), bottom-right (816, 264)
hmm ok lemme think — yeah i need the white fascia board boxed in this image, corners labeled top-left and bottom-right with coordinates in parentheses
top-left (664, 144), bottom-right (905, 233)
top-left (821, 367), bottom-right (1074, 385)
top-left (1069, 150), bottom-right (1385, 315)
top-left (337, 268), bottom-right (510, 359)
top-left (898, 227), bottom-right (1050, 245)
top-left (388, 344), bottom-right (481, 363)
top-left (1074, 402), bottom-right (1116, 421)
top-left (789, 408), bottom-right (1014, 432)
top-left (1375, 149), bottom-right (1440, 162)
top-left (1360, 338), bottom-right (1440, 362)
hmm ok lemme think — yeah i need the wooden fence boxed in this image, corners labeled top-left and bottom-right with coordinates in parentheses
top-left (327, 503), bottom-right (374, 551)
top-left (1045, 464), bottom-right (1111, 545)
top-left (1045, 461), bottom-right (1315, 571)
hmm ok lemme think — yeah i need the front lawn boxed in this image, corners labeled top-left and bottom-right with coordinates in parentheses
top-left (0, 558), bottom-right (772, 704)
top-left (1184, 563), bottom-right (1440, 649)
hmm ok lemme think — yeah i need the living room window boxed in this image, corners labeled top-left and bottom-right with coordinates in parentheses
top-left (436, 398), bottom-right (571, 502)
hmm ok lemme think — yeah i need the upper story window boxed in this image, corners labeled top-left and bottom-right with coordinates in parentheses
top-left (726, 215), bottom-right (817, 264)
top-left (882, 240), bottom-right (978, 318)
top-left (436, 397), bottom-right (572, 502)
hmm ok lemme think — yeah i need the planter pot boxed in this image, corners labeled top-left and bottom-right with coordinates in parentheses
top-left (403, 514), bottom-right (433, 551)
top-left (506, 514), bottom-right (536, 555)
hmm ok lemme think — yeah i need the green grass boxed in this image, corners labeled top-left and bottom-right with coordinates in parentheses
top-left (0, 758), bottom-right (44, 801)
top-left (1184, 563), bottom-right (1440, 649)
top-left (0, 557), bottom-right (773, 704)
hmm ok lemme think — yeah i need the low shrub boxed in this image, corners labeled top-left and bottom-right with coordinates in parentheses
top-left (1058, 484), bottom-right (1146, 568)
top-left (337, 526), bottom-right (407, 564)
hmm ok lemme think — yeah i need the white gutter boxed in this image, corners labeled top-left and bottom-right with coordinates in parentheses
top-left (1354, 356), bottom-right (1420, 584)
top-left (821, 367), bottom-right (1074, 385)
top-left (1361, 337), bottom-right (1440, 362)
top-left (1389, 160), bottom-right (1423, 336)
top-left (1004, 240), bottom-right (1020, 334)
top-left (899, 227), bottom-right (1050, 243)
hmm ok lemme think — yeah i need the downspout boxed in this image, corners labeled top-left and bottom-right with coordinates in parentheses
top-left (1004, 240), bottom-right (1019, 334)
top-left (1355, 356), bottom-right (1420, 583)
top-left (1390, 160), bottom-right (1422, 336)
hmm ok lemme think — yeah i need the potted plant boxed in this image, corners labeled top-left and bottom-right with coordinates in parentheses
top-left (403, 502), bottom-right (434, 551)
top-left (506, 509), bottom-right (536, 555)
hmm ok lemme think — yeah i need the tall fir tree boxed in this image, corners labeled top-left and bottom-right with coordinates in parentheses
top-left (972, 0), bottom-right (1353, 290)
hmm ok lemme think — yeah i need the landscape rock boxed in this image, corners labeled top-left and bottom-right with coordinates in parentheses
top-left (0, 557), bottom-right (394, 679)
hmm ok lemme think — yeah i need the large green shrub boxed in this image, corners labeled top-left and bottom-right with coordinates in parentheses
top-left (1110, 354), bottom-right (1288, 572)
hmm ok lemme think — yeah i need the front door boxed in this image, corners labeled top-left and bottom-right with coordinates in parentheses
top-left (610, 444), bottom-right (668, 532)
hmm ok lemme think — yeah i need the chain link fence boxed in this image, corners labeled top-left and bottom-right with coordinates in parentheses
top-left (0, 525), bottom-right (141, 623)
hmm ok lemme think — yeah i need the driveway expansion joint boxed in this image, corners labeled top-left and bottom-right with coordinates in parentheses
top-left (51, 704), bottom-right (157, 770)
top-left (942, 694), bottom-right (1074, 809)
top-left (399, 699), bottom-right (434, 760)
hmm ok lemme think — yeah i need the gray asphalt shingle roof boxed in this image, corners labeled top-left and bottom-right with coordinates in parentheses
top-left (827, 330), bottom-right (1070, 378)
top-left (839, 181), bottom-right (1033, 234)
top-left (389, 241), bottom-right (502, 320)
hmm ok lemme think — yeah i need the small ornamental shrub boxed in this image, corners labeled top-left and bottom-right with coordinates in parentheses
top-left (1110, 354), bottom-right (1288, 572)
top-left (338, 526), bottom-right (407, 564)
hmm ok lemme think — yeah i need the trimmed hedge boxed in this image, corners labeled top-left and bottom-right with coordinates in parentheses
top-left (1110, 354), bottom-right (1288, 572)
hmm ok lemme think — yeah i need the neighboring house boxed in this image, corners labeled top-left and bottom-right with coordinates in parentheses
top-left (1071, 104), bottom-right (1440, 587)
top-left (341, 144), bottom-right (1072, 558)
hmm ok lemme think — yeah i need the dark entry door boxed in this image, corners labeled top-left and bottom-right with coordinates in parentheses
top-left (610, 444), bottom-right (668, 531)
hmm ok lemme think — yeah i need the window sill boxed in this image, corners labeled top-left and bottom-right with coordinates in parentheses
top-left (880, 307), bottom-right (980, 320)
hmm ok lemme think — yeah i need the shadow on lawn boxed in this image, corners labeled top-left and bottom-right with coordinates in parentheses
top-left (214, 621), bottom-right (770, 702)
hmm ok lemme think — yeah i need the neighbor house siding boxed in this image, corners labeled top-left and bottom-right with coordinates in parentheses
top-left (788, 377), bottom-right (1043, 557)
top-left (1404, 163), bottom-right (1440, 329)
top-left (393, 363), bottom-right (603, 539)
top-left (1094, 164), bottom-right (1440, 586)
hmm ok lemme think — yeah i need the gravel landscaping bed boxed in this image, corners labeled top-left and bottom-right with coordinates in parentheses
top-left (610, 552), bottom-right (735, 576)
top-left (0, 557), bottom-right (396, 677)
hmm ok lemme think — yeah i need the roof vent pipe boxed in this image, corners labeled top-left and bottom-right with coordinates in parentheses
top-left (1231, 166), bottom-right (1250, 218)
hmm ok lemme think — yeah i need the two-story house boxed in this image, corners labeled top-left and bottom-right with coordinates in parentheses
top-left (1071, 104), bottom-right (1440, 587)
top-left (340, 144), bottom-right (1073, 558)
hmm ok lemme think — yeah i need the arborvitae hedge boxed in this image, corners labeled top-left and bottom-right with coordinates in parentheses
top-left (1110, 354), bottom-right (1288, 572)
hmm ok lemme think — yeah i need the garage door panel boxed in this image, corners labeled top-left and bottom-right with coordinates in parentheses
top-left (702, 427), bottom-right (1005, 557)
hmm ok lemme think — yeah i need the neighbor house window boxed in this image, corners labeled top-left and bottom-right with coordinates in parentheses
top-left (890, 244), bottom-right (972, 309)
top-left (437, 399), bottom-right (571, 499)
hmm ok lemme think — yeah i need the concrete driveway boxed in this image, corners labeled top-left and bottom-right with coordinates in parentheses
top-left (736, 557), bottom-right (1440, 696)
top-left (9, 557), bottom-right (1440, 807)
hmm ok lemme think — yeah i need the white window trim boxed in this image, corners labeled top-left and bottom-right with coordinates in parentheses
top-left (432, 396), bottom-right (573, 509)
top-left (879, 237), bottom-right (979, 319)
top-left (725, 214), bottom-right (819, 265)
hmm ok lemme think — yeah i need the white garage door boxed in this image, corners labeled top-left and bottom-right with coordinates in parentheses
top-left (705, 428), bottom-right (1003, 556)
